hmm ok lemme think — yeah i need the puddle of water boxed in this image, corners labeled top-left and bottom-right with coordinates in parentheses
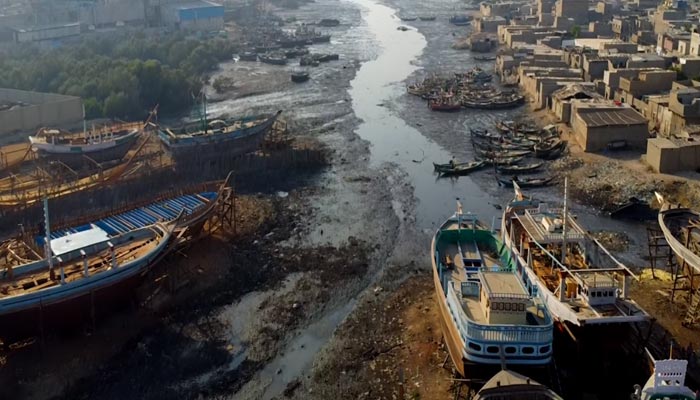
top-left (348, 0), bottom-right (498, 229)
top-left (258, 301), bottom-right (356, 400)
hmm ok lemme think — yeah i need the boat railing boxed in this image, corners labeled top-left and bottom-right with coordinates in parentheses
top-left (447, 284), bottom-right (552, 344)
top-left (488, 292), bottom-right (530, 300)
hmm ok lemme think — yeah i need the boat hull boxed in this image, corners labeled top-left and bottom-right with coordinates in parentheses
top-left (0, 225), bottom-right (172, 345)
top-left (160, 112), bottom-right (280, 160)
top-left (32, 132), bottom-right (138, 167)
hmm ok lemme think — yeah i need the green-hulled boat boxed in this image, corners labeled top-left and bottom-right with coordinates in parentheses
top-left (431, 203), bottom-right (553, 377)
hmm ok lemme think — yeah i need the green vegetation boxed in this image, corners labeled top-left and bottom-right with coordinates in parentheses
top-left (0, 33), bottom-right (236, 119)
top-left (570, 25), bottom-right (581, 39)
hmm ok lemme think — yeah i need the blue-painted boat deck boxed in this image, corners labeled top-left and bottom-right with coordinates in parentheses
top-left (37, 192), bottom-right (217, 247)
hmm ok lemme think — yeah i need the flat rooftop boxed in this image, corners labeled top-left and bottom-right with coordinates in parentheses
top-left (481, 272), bottom-right (527, 296)
top-left (577, 107), bottom-right (647, 127)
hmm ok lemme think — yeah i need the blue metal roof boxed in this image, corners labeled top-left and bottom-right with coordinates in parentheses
top-left (37, 192), bottom-right (217, 247)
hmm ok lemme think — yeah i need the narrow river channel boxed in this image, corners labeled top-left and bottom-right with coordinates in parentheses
top-left (348, 0), bottom-right (500, 230)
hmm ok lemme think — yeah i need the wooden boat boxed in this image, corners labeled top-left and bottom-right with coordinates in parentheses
top-left (318, 18), bottom-right (340, 27)
top-left (238, 51), bottom-right (258, 61)
top-left (479, 156), bottom-right (525, 166)
top-left (0, 182), bottom-right (226, 343)
top-left (462, 95), bottom-right (525, 109)
top-left (318, 53), bottom-right (339, 62)
top-left (29, 124), bottom-right (140, 168)
top-left (259, 53), bottom-right (288, 65)
top-left (434, 160), bottom-right (486, 176)
top-left (501, 186), bottom-right (650, 328)
top-left (497, 176), bottom-right (553, 188)
top-left (476, 148), bottom-right (532, 159)
top-left (497, 162), bottom-right (544, 174)
top-left (470, 128), bottom-right (501, 140)
top-left (291, 71), bottom-right (310, 83)
top-left (473, 55), bottom-right (497, 62)
top-left (429, 97), bottom-right (462, 112)
top-left (631, 357), bottom-right (696, 400)
top-left (284, 47), bottom-right (310, 59)
top-left (473, 369), bottom-right (563, 400)
top-left (432, 207), bottom-right (553, 377)
top-left (473, 139), bottom-right (533, 152)
top-left (159, 95), bottom-right (281, 160)
top-left (656, 193), bottom-right (700, 285)
top-left (399, 15), bottom-right (417, 21)
top-left (418, 16), bottom-right (436, 21)
top-left (0, 214), bottom-right (174, 344)
top-left (397, 26), bottom-right (410, 31)
top-left (449, 15), bottom-right (472, 26)
top-left (534, 140), bottom-right (567, 160)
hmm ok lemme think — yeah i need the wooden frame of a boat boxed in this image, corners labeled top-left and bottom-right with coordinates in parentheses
top-left (0, 221), bottom-right (174, 299)
top-left (504, 200), bottom-right (650, 326)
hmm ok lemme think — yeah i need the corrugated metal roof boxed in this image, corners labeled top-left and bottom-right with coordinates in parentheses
top-left (577, 107), bottom-right (647, 127)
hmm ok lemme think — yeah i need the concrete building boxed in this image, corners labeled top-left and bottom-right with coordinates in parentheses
top-left (12, 23), bottom-right (81, 43)
top-left (551, 83), bottom-right (603, 123)
top-left (474, 16), bottom-right (507, 33)
top-left (0, 89), bottom-right (83, 136)
top-left (571, 101), bottom-right (649, 151)
top-left (617, 69), bottom-right (676, 105)
top-left (162, 0), bottom-right (223, 31)
top-left (603, 67), bottom-right (661, 99)
top-left (646, 137), bottom-right (700, 173)
top-left (677, 56), bottom-right (700, 80)
top-left (77, 0), bottom-right (146, 27)
top-left (555, 0), bottom-right (588, 25)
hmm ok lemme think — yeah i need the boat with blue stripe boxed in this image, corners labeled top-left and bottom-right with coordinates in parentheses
top-left (431, 203), bottom-right (553, 377)
top-left (0, 177), bottom-right (229, 344)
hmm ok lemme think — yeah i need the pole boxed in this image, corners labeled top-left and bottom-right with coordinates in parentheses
top-left (43, 197), bottom-right (53, 275)
top-left (561, 176), bottom-right (568, 264)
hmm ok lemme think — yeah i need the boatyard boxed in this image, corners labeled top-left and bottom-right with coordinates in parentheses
top-left (1, 0), bottom-right (700, 399)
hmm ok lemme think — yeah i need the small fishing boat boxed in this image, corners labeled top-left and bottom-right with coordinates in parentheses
top-left (318, 18), bottom-right (340, 27)
top-left (496, 162), bottom-right (544, 174)
top-left (284, 47), bottom-right (310, 58)
top-left (29, 124), bottom-right (140, 168)
top-left (476, 148), bottom-right (532, 159)
top-left (397, 26), bottom-right (410, 31)
top-left (470, 128), bottom-right (502, 140)
top-left (291, 71), bottom-right (310, 83)
top-left (259, 53), bottom-right (288, 65)
top-left (449, 15), bottom-right (472, 26)
top-left (432, 205), bottom-right (553, 376)
top-left (434, 160), bottom-right (486, 176)
top-left (534, 140), bottom-right (567, 160)
top-left (399, 15), bottom-right (417, 21)
top-left (474, 55), bottom-right (497, 62)
top-left (474, 369), bottom-right (564, 400)
top-left (501, 183), bottom-right (650, 329)
top-left (237, 51), bottom-right (258, 62)
top-left (631, 357), bottom-right (696, 400)
top-left (479, 156), bottom-right (525, 166)
top-left (318, 53), bottom-right (339, 62)
top-left (429, 96), bottom-right (462, 112)
top-left (497, 176), bottom-right (553, 188)
top-left (462, 95), bottom-right (525, 109)
top-left (418, 15), bottom-right (436, 21)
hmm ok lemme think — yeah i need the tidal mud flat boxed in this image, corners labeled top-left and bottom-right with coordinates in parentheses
top-left (1, 0), bottom-right (695, 399)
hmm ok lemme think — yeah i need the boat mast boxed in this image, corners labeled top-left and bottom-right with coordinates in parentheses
top-left (43, 197), bottom-right (53, 276)
top-left (202, 91), bottom-right (208, 135)
top-left (82, 103), bottom-right (87, 141)
top-left (561, 176), bottom-right (568, 264)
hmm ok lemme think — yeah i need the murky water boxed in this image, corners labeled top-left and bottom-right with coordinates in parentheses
top-left (349, 0), bottom-right (498, 230)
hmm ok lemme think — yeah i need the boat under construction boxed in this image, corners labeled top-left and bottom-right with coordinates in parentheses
top-left (28, 124), bottom-right (140, 168)
top-left (0, 176), bottom-right (231, 344)
top-left (158, 96), bottom-right (282, 161)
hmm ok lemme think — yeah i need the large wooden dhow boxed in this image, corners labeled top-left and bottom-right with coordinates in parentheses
top-left (655, 193), bottom-right (700, 284)
top-left (159, 110), bottom-right (282, 160)
top-left (0, 180), bottom-right (227, 344)
top-left (431, 204), bottom-right (554, 377)
top-left (501, 183), bottom-right (649, 331)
